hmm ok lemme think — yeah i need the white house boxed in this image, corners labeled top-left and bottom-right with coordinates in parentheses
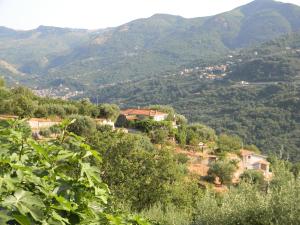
top-left (27, 118), bottom-right (61, 131)
top-left (95, 118), bottom-right (115, 128)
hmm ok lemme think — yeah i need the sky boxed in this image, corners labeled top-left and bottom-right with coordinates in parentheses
top-left (0, 0), bottom-right (300, 30)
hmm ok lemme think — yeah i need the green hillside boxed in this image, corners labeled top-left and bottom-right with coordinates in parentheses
top-left (229, 33), bottom-right (300, 82)
top-left (0, 26), bottom-right (91, 85)
top-left (0, 81), bottom-right (299, 225)
top-left (87, 33), bottom-right (300, 161)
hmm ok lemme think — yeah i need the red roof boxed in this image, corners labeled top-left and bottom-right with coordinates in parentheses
top-left (121, 109), bottom-right (168, 117)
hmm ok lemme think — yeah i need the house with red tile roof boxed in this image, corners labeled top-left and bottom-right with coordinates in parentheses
top-left (120, 108), bottom-right (168, 122)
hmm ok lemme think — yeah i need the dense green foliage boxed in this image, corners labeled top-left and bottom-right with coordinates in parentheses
top-left (217, 134), bottom-right (242, 153)
top-left (98, 104), bottom-right (120, 122)
top-left (0, 119), bottom-right (149, 224)
top-left (87, 130), bottom-right (193, 212)
top-left (92, 76), bottom-right (300, 161)
top-left (240, 170), bottom-right (265, 186)
top-left (0, 85), bottom-right (120, 120)
top-left (66, 115), bottom-right (97, 136)
top-left (207, 160), bottom-right (237, 185)
top-left (191, 160), bottom-right (300, 225)
top-left (0, 97), bottom-right (299, 225)
top-left (143, 160), bottom-right (300, 225)
top-left (186, 124), bottom-right (217, 146)
top-left (141, 159), bottom-right (300, 225)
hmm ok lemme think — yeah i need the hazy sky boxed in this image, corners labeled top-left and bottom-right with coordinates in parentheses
top-left (0, 0), bottom-right (299, 30)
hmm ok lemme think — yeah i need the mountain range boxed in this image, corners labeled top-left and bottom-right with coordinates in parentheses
top-left (1, 0), bottom-right (300, 89)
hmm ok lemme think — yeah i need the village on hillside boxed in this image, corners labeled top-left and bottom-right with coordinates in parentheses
top-left (0, 107), bottom-right (272, 190)
top-left (178, 64), bottom-right (229, 80)
top-left (32, 84), bottom-right (84, 100)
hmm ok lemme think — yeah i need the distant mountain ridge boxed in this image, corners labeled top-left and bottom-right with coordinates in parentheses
top-left (86, 31), bottom-right (300, 104)
top-left (0, 0), bottom-right (300, 88)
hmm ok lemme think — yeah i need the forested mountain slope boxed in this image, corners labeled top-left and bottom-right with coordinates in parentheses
top-left (40, 0), bottom-right (300, 87)
top-left (88, 33), bottom-right (300, 161)
top-left (1, 0), bottom-right (300, 88)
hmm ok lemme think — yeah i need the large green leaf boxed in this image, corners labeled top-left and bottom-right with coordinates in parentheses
top-left (2, 189), bottom-right (45, 222)
top-left (81, 143), bottom-right (102, 162)
top-left (12, 213), bottom-right (31, 225)
top-left (80, 162), bottom-right (102, 187)
top-left (0, 174), bottom-right (18, 192)
top-left (29, 140), bottom-right (49, 161)
top-left (56, 149), bottom-right (77, 162)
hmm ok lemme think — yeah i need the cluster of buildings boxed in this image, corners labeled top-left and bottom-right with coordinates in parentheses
top-left (32, 85), bottom-right (83, 100)
top-left (179, 64), bottom-right (229, 80)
